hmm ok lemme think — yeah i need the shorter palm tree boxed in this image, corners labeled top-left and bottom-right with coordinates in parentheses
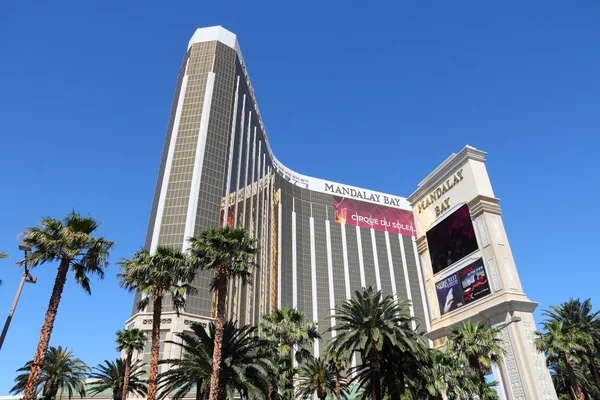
top-left (88, 358), bottom-right (147, 400)
top-left (296, 356), bottom-right (344, 400)
top-left (536, 320), bottom-right (591, 400)
top-left (11, 346), bottom-right (89, 400)
top-left (446, 321), bottom-right (505, 377)
top-left (158, 321), bottom-right (270, 400)
top-left (116, 328), bottom-right (147, 400)
top-left (327, 287), bottom-right (418, 400)
top-left (260, 308), bottom-right (320, 399)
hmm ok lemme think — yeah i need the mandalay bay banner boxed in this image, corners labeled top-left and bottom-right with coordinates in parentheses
top-left (333, 196), bottom-right (416, 236)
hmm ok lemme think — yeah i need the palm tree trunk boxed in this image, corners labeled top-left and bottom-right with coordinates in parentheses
top-left (587, 359), bottom-right (600, 391)
top-left (121, 351), bottom-right (133, 400)
top-left (335, 372), bottom-right (341, 400)
top-left (368, 351), bottom-right (382, 400)
top-left (22, 259), bottom-right (70, 400)
top-left (195, 380), bottom-right (203, 400)
top-left (147, 287), bottom-right (164, 400)
top-left (564, 353), bottom-right (584, 400)
top-left (208, 271), bottom-right (229, 400)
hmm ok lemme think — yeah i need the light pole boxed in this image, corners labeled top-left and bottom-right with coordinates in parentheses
top-left (497, 316), bottom-right (521, 330)
top-left (0, 241), bottom-right (37, 351)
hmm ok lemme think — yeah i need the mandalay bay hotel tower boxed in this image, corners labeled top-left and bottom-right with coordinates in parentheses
top-left (127, 26), bottom-right (429, 363)
top-left (127, 26), bottom-right (558, 398)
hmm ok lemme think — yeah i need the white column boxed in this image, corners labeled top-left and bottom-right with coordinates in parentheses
top-left (151, 71), bottom-right (189, 252)
top-left (244, 133), bottom-right (257, 326)
top-left (222, 76), bottom-right (240, 229)
top-left (309, 217), bottom-right (319, 357)
top-left (412, 236), bottom-right (431, 333)
top-left (384, 231), bottom-right (398, 302)
top-left (370, 229), bottom-right (382, 291)
top-left (325, 221), bottom-right (336, 337)
top-left (183, 72), bottom-right (215, 250)
top-left (292, 210), bottom-right (298, 309)
top-left (355, 226), bottom-right (366, 288)
top-left (252, 147), bottom-right (263, 325)
top-left (340, 224), bottom-right (351, 300)
top-left (398, 235), bottom-right (417, 330)
top-left (232, 101), bottom-right (247, 224)
top-left (267, 169), bottom-right (274, 313)
top-left (277, 202), bottom-right (283, 309)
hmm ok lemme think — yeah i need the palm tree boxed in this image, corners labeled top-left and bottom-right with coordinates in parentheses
top-left (536, 319), bottom-right (591, 400)
top-left (118, 246), bottom-right (199, 400)
top-left (11, 346), bottom-right (90, 400)
top-left (188, 227), bottom-right (258, 400)
top-left (116, 328), bottom-right (147, 400)
top-left (19, 212), bottom-right (113, 400)
top-left (446, 321), bottom-right (505, 378)
top-left (0, 251), bottom-right (7, 286)
top-left (549, 357), bottom-right (599, 400)
top-left (544, 298), bottom-right (600, 390)
top-left (296, 356), bottom-right (343, 400)
top-left (324, 352), bottom-right (349, 400)
top-left (158, 321), bottom-right (270, 400)
top-left (88, 359), bottom-right (147, 400)
top-left (411, 348), bottom-right (456, 400)
top-left (260, 308), bottom-right (320, 400)
top-left (327, 286), bottom-right (418, 400)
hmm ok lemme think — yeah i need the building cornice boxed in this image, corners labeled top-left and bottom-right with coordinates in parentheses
top-left (425, 294), bottom-right (538, 341)
top-left (408, 145), bottom-right (487, 205)
top-left (468, 195), bottom-right (502, 218)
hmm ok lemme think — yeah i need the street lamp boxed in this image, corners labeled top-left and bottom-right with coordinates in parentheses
top-left (0, 241), bottom-right (37, 351)
top-left (497, 316), bottom-right (521, 330)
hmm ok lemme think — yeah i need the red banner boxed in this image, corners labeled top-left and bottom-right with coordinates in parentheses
top-left (333, 196), bottom-right (416, 236)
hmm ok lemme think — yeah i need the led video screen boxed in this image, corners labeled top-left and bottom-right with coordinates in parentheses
top-left (426, 204), bottom-right (479, 275)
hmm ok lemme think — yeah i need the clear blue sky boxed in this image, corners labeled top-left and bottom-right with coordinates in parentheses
top-left (0, 0), bottom-right (599, 391)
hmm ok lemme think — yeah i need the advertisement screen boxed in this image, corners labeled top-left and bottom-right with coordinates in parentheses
top-left (435, 273), bottom-right (464, 316)
top-left (458, 258), bottom-right (491, 304)
top-left (333, 196), bottom-right (416, 236)
top-left (435, 257), bottom-right (491, 316)
top-left (426, 204), bottom-right (479, 275)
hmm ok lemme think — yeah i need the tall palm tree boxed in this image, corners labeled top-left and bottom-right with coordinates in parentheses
top-left (158, 321), bottom-right (270, 400)
top-left (188, 227), bottom-right (258, 400)
top-left (260, 308), bottom-right (320, 400)
top-left (88, 359), bottom-right (147, 400)
top-left (327, 286), bottom-right (418, 400)
top-left (0, 251), bottom-right (7, 286)
top-left (296, 356), bottom-right (344, 400)
top-left (19, 212), bottom-right (113, 400)
top-left (536, 319), bottom-right (591, 400)
top-left (544, 298), bottom-right (600, 390)
top-left (11, 346), bottom-right (90, 400)
top-left (116, 328), bottom-right (147, 400)
top-left (446, 321), bottom-right (505, 378)
top-left (549, 357), bottom-right (599, 400)
top-left (118, 246), bottom-right (199, 400)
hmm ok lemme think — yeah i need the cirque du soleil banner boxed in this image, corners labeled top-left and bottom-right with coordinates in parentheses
top-left (333, 196), bottom-right (416, 236)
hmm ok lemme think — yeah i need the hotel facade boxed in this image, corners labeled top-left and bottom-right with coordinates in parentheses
top-left (126, 26), bottom-right (556, 399)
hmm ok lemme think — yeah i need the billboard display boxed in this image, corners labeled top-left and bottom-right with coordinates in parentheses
top-left (435, 273), bottom-right (464, 315)
top-left (426, 204), bottom-right (479, 275)
top-left (459, 259), bottom-right (491, 304)
top-left (435, 258), bottom-right (491, 316)
top-left (332, 196), bottom-right (416, 236)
